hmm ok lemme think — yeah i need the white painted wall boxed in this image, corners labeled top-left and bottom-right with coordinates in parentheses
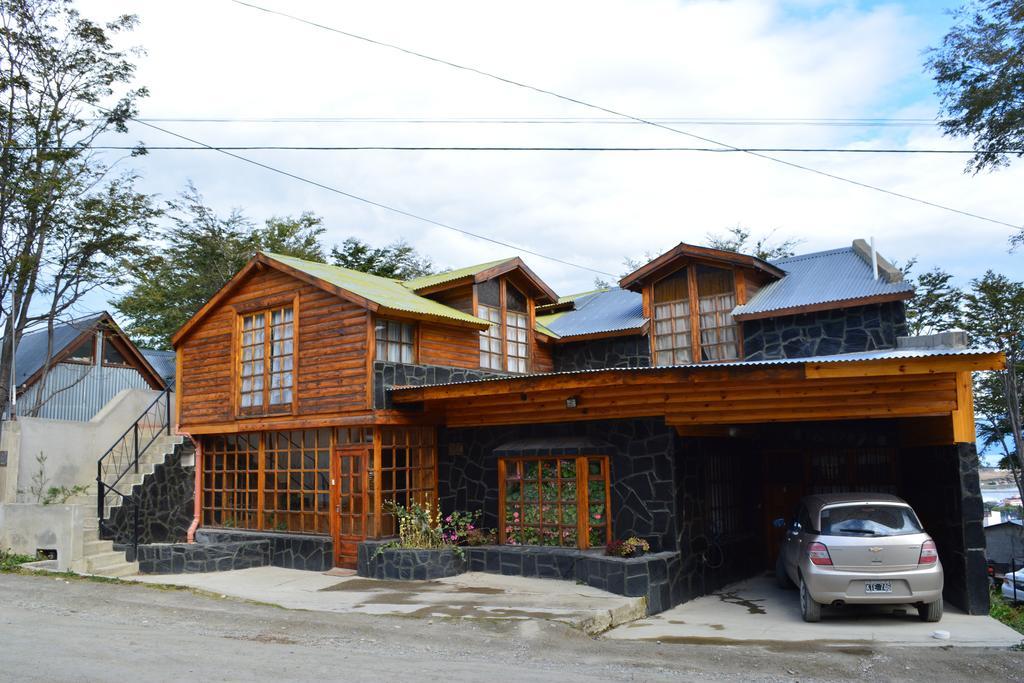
top-left (0, 388), bottom-right (170, 504)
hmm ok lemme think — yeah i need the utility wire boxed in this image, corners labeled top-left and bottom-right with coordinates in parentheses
top-left (120, 115), bottom-right (617, 278)
top-left (230, 0), bottom-right (1022, 231)
top-left (91, 144), bottom-right (1024, 154)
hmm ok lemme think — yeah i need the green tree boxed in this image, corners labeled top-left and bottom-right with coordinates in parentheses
top-left (330, 237), bottom-right (434, 279)
top-left (927, 0), bottom-right (1024, 174)
top-left (705, 226), bottom-right (802, 261)
top-left (962, 271), bottom-right (1024, 502)
top-left (113, 184), bottom-right (325, 348)
top-left (0, 0), bottom-right (153, 417)
top-left (905, 267), bottom-right (964, 336)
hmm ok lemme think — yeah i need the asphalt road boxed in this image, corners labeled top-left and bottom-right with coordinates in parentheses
top-left (1, 571), bottom-right (1022, 682)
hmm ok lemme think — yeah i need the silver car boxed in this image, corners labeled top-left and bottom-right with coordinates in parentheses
top-left (776, 493), bottom-right (943, 623)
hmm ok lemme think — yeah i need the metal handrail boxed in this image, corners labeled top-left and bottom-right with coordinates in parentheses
top-left (95, 386), bottom-right (173, 552)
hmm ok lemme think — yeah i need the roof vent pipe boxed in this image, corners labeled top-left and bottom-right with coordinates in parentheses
top-left (870, 237), bottom-right (879, 280)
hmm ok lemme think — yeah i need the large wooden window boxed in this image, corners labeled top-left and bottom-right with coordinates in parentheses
top-left (652, 271), bottom-right (692, 366)
top-left (499, 456), bottom-right (610, 548)
top-left (262, 429), bottom-right (331, 533)
top-left (375, 319), bottom-right (415, 363)
top-left (201, 434), bottom-right (260, 529)
top-left (478, 278), bottom-right (530, 373)
top-left (202, 429), bottom-right (329, 534)
top-left (378, 426), bottom-right (437, 536)
top-left (652, 265), bottom-right (739, 366)
top-left (239, 305), bottom-right (295, 413)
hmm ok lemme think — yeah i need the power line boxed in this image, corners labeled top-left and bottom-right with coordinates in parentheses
top-left (87, 144), bottom-right (1024, 154)
top-left (119, 115), bottom-right (616, 278)
top-left (128, 115), bottom-right (940, 127)
top-left (230, 0), bottom-right (1022, 231)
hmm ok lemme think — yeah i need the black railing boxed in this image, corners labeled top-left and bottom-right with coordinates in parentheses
top-left (96, 386), bottom-right (173, 552)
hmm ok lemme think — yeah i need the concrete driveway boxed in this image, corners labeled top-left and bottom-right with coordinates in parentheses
top-left (128, 567), bottom-right (644, 635)
top-left (606, 574), bottom-right (1024, 648)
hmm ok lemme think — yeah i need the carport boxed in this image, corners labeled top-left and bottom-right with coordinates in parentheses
top-left (392, 347), bottom-right (1003, 615)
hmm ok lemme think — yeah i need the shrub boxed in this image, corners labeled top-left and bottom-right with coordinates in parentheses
top-left (0, 549), bottom-right (36, 571)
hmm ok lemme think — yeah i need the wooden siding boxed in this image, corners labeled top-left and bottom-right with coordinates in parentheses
top-left (429, 283), bottom-right (474, 315)
top-left (417, 321), bottom-right (480, 369)
top-left (178, 266), bottom-right (369, 429)
top-left (533, 339), bottom-right (555, 373)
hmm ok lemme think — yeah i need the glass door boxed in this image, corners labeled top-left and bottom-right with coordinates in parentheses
top-left (334, 448), bottom-right (366, 568)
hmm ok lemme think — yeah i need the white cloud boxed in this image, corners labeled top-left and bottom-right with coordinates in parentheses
top-left (75, 0), bottom-right (1022, 296)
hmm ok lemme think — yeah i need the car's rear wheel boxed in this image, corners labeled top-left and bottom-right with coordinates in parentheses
top-left (799, 577), bottom-right (821, 622)
top-left (776, 553), bottom-right (793, 589)
top-left (918, 598), bottom-right (943, 622)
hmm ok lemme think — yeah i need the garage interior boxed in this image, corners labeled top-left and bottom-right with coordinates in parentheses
top-left (681, 417), bottom-right (986, 614)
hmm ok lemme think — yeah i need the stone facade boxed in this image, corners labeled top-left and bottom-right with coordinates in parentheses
top-left (741, 301), bottom-right (909, 361)
top-left (196, 528), bottom-right (333, 571)
top-left (373, 361), bottom-right (507, 409)
top-left (136, 539), bottom-right (269, 574)
top-left (552, 335), bottom-right (651, 372)
top-left (358, 540), bottom-right (466, 580)
top-left (440, 418), bottom-right (679, 553)
top-left (104, 441), bottom-right (195, 546)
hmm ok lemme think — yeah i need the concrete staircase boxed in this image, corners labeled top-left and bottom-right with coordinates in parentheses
top-left (68, 432), bottom-right (185, 578)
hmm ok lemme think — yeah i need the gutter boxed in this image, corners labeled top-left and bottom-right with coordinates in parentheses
top-left (178, 428), bottom-right (203, 544)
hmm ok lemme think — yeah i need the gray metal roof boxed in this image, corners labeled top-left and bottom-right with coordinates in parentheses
top-left (732, 247), bottom-right (914, 318)
top-left (10, 313), bottom-right (104, 386)
top-left (391, 347), bottom-right (997, 390)
top-left (141, 349), bottom-right (176, 385)
top-left (542, 288), bottom-right (645, 338)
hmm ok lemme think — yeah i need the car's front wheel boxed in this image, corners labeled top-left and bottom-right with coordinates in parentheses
top-left (918, 598), bottom-right (943, 622)
top-left (799, 577), bottom-right (821, 622)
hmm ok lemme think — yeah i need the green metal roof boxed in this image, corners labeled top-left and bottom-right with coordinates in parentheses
top-left (401, 258), bottom-right (516, 291)
top-left (262, 252), bottom-right (491, 327)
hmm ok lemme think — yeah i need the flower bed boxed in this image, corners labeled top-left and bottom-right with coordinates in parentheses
top-left (358, 539), bottom-right (466, 580)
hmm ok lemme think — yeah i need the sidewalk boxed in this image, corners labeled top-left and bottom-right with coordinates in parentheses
top-left (128, 566), bottom-right (645, 635)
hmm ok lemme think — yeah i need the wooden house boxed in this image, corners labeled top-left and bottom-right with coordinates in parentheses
top-left (172, 241), bottom-right (1003, 615)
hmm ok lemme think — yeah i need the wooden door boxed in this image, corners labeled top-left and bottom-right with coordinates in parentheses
top-left (762, 450), bottom-right (805, 566)
top-left (334, 448), bottom-right (367, 568)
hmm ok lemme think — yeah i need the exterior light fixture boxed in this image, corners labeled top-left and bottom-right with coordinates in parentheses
top-left (565, 396), bottom-right (579, 409)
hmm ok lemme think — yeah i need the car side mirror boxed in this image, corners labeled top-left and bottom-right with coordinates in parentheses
top-left (772, 517), bottom-right (786, 529)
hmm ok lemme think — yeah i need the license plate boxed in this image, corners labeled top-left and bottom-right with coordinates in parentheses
top-left (865, 581), bottom-right (893, 593)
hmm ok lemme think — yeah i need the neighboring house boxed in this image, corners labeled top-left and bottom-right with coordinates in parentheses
top-left (171, 239), bottom-right (1002, 615)
top-left (5, 312), bottom-right (167, 421)
top-left (985, 520), bottom-right (1024, 574)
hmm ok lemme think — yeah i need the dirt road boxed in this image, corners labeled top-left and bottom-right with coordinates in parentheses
top-left (1, 572), bottom-right (1021, 682)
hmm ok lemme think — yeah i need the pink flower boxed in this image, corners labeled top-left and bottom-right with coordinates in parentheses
top-left (513, 512), bottom-right (519, 519)
top-left (467, 524), bottom-right (474, 530)
top-left (594, 514), bottom-right (602, 520)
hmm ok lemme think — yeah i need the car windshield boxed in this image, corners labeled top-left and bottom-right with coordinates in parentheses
top-left (819, 504), bottom-right (923, 537)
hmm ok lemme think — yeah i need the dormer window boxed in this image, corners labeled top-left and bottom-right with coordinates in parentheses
top-left (652, 265), bottom-right (739, 366)
top-left (477, 278), bottom-right (530, 373)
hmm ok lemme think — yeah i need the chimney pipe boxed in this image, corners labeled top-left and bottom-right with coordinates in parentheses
top-left (870, 237), bottom-right (878, 280)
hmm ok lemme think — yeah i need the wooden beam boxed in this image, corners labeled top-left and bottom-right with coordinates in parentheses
top-left (804, 354), bottom-right (1004, 378)
top-left (732, 291), bottom-right (914, 321)
top-left (951, 370), bottom-right (976, 443)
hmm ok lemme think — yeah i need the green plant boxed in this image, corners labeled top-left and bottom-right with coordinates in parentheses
top-left (376, 500), bottom-right (487, 559)
top-left (606, 536), bottom-right (650, 558)
top-left (991, 589), bottom-right (1024, 636)
top-left (41, 484), bottom-right (90, 505)
top-left (20, 453), bottom-right (50, 503)
top-left (0, 549), bottom-right (35, 571)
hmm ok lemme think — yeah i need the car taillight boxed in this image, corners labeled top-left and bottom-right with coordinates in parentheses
top-left (807, 542), bottom-right (832, 566)
top-left (919, 539), bottom-right (938, 565)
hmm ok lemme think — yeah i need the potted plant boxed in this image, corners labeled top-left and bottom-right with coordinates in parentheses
top-left (605, 536), bottom-right (651, 558)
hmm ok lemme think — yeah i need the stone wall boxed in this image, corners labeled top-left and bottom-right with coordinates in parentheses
top-left (440, 418), bottom-right (679, 553)
top-left (105, 441), bottom-right (194, 545)
top-left (899, 442), bottom-right (989, 614)
top-left (551, 335), bottom-right (651, 372)
top-left (742, 301), bottom-right (909, 361)
top-left (373, 361), bottom-right (507, 409)
top-left (136, 539), bottom-right (269, 574)
top-left (196, 528), bottom-right (333, 571)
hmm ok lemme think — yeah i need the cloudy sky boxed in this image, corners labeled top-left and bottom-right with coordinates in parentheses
top-left (76, 0), bottom-right (1022, 298)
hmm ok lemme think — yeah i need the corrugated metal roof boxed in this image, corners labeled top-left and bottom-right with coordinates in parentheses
top-left (391, 347), bottom-right (997, 390)
top-left (401, 258), bottom-right (514, 291)
top-left (141, 349), bottom-right (176, 384)
top-left (540, 288), bottom-right (645, 338)
top-left (11, 313), bottom-right (103, 386)
top-left (263, 252), bottom-right (491, 327)
top-left (732, 247), bottom-right (914, 318)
